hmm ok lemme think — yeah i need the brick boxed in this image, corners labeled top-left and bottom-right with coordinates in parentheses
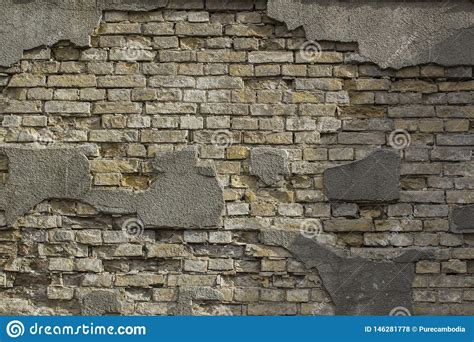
top-left (75, 258), bottom-right (103, 272)
top-left (300, 104), bottom-right (337, 116)
top-left (176, 22), bottom-right (222, 36)
top-left (49, 258), bottom-right (73, 272)
top-left (184, 259), bottom-right (208, 272)
top-left (208, 258), bottom-right (233, 271)
top-left (153, 288), bottom-right (177, 302)
top-left (436, 135), bottom-right (474, 146)
top-left (248, 303), bottom-right (297, 315)
top-left (45, 101), bottom-right (90, 115)
top-left (388, 106), bottom-right (435, 118)
top-left (225, 24), bottom-right (273, 37)
top-left (295, 78), bottom-right (343, 91)
top-left (48, 75), bottom-right (96, 87)
top-left (9, 74), bottom-right (45, 87)
top-left (400, 191), bottom-right (445, 203)
top-left (201, 103), bottom-right (248, 115)
top-left (345, 79), bottom-right (390, 91)
top-left (391, 80), bottom-right (438, 93)
top-left (248, 51), bottom-right (293, 63)
top-left (338, 132), bottom-right (385, 144)
top-left (146, 102), bottom-right (197, 114)
top-left (115, 274), bottom-right (165, 287)
top-left (250, 104), bottom-right (296, 116)
top-left (93, 101), bottom-right (142, 114)
top-left (184, 231), bottom-right (208, 243)
top-left (114, 244), bottom-right (143, 257)
top-left (142, 23), bottom-right (174, 35)
top-left (437, 106), bottom-right (474, 118)
top-left (209, 231), bottom-right (232, 244)
top-left (197, 76), bottom-right (243, 89)
top-left (149, 76), bottom-right (195, 88)
top-left (47, 287), bottom-right (74, 300)
top-left (431, 147), bottom-right (472, 161)
top-left (97, 75), bottom-right (146, 88)
top-left (416, 261), bottom-right (440, 274)
top-left (90, 160), bottom-right (139, 173)
top-left (147, 243), bottom-right (190, 258)
top-left (99, 23), bottom-right (141, 34)
top-left (141, 130), bottom-right (188, 143)
top-left (324, 219), bottom-right (374, 232)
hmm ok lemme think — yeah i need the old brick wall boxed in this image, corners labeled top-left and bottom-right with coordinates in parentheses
top-left (0, 0), bottom-right (472, 315)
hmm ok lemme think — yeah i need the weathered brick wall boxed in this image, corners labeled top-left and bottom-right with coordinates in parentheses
top-left (0, 0), bottom-right (472, 315)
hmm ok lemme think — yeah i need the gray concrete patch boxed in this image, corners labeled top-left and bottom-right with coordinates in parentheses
top-left (0, 145), bottom-right (91, 224)
top-left (451, 205), bottom-right (474, 233)
top-left (250, 147), bottom-right (289, 186)
top-left (81, 290), bottom-right (121, 315)
top-left (323, 150), bottom-right (400, 202)
top-left (260, 229), bottom-right (420, 315)
top-left (0, 145), bottom-right (224, 228)
top-left (267, 0), bottom-right (474, 69)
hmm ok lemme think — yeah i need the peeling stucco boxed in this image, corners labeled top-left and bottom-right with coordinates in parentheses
top-left (1, 0), bottom-right (473, 68)
top-left (267, 0), bottom-right (474, 69)
top-left (0, 145), bottom-right (224, 228)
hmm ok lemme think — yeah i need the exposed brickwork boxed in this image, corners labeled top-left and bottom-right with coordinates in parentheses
top-left (0, 0), bottom-right (472, 315)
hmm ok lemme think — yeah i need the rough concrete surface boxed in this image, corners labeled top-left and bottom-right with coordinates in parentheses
top-left (267, 0), bottom-right (474, 69)
top-left (0, 146), bottom-right (223, 227)
top-left (0, 145), bottom-right (91, 224)
top-left (250, 147), bottom-right (289, 186)
top-left (451, 205), bottom-right (474, 233)
top-left (323, 150), bottom-right (400, 202)
top-left (260, 229), bottom-right (424, 315)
